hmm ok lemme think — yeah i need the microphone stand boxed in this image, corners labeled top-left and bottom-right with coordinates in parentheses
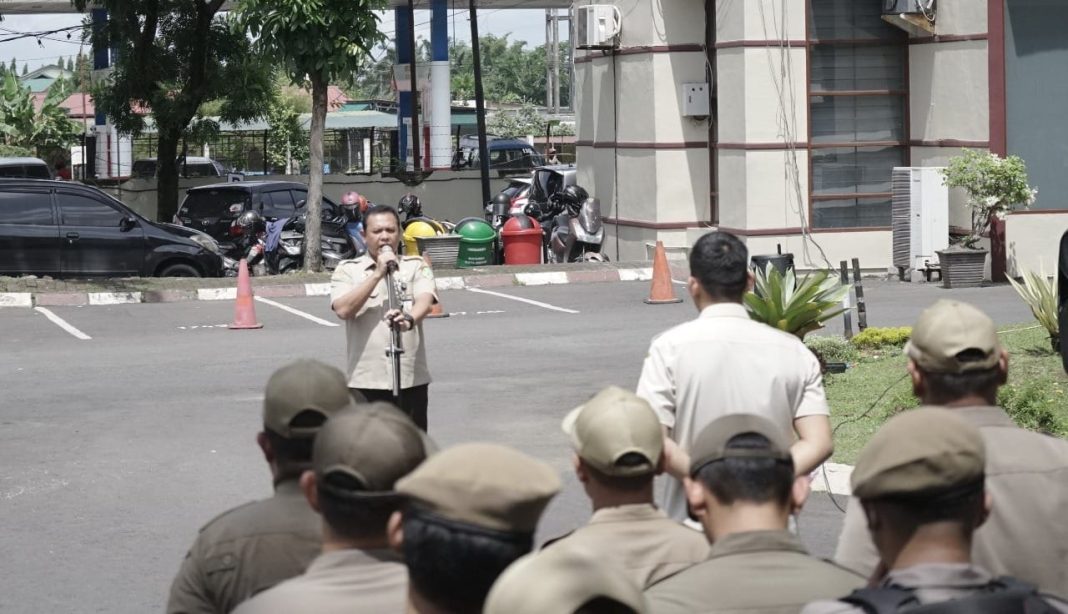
top-left (383, 251), bottom-right (404, 404)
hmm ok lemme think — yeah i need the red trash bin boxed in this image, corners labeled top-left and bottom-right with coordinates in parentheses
top-left (500, 215), bottom-right (543, 265)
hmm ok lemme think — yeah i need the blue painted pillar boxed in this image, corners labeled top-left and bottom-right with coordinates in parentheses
top-left (396, 8), bottom-right (412, 167)
top-left (91, 9), bottom-right (109, 177)
top-left (429, 0), bottom-right (452, 168)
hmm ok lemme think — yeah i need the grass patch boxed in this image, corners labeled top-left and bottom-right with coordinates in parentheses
top-left (826, 324), bottom-right (1068, 464)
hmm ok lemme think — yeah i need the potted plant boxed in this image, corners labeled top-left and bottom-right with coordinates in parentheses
top-left (939, 150), bottom-right (1037, 288)
top-left (744, 264), bottom-right (851, 340)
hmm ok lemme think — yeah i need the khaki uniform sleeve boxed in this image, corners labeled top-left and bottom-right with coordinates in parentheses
top-left (795, 348), bottom-right (831, 418)
top-left (636, 339), bottom-right (676, 429)
top-left (330, 264), bottom-right (355, 306)
top-left (409, 259), bottom-right (438, 302)
top-left (833, 496), bottom-right (880, 578)
top-left (166, 538), bottom-right (216, 614)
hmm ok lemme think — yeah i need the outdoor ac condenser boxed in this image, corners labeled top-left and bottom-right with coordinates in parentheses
top-left (576, 5), bottom-right (621, 50)
top-left (891, 167), bottom-right (949, 280)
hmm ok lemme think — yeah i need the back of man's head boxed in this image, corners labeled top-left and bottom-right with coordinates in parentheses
top-left (393, 443), bottom-right (562, 613)
top-left (689, 231), bottom-right (749, 302)
top-left (309, 402), bottom-right (431, 542)
top-left (261, 359), bottom-right (357, 480)
top-left (905, 300), bottom-right (1006, 405)
top-left (689, 414), bottom-right (796, 508)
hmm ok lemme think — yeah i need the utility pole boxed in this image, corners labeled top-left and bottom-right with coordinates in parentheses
top-left (469, 0), bottom-right (491, 206)
top-left (545, 9), bottom-right (564, 113)
top-left (407, 0), bottom-right (422, 172)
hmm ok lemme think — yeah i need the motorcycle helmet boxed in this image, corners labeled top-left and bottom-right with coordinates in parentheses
top-left (398, 193), bottom-right (423, 218)
top-left (488, 193), bottom-right (511, 217)
top-left (233, 210), bottom-right (266, 236)
top-left (341, 191), bottom-right (369, 216)
top-left (559, 185), bottom-right (589, 206)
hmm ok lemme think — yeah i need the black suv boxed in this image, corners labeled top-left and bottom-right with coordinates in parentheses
top-left (175, 181), bottom-right (341, 243)
top-left (0, 179), bottom-right (223, 278)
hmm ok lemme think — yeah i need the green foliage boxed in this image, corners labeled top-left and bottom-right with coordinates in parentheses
top-left (487, 104), bottom-right (546, 138)
top-left (998, 378), bottom-right (1068, 437)
top-left (265, 95), bottom-right (309, 173)
top-left (0, 73), bottom-right (82, 156)
top-left (942, 149), bottom-right (1037, 248)
top-left (806, 335), bottom-right (860, 364)
top-left (850, 326), bottom-right (912, 350)
top-left (1007, 267), bottom-right (1058, 338)
top-left (744, 266), bottom-right (851, 340)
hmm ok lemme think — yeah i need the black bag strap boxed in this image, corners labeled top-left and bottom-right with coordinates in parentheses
top-left (840, 587), bottom-right (919, 614)
top-left (839, 576), bottom-right (1057, 614)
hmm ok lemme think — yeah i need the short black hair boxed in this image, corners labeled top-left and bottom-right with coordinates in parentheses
top-left (868, 483), bottom-right (985, 533)
top-left (402, 504), bottom-right (533, 613)
top-left (919, 354), bottom-right (1002, 405)
top-left (690, 232), bottom-right (749, 301)
top-left (583, 453), bottom-right (654, 493)
top-left (363, 203), bottom-right (401, 227)
top-left (264, 417), bottom-right (324, 481)
top-left (692, 432), bottom-right (795, 506)
top-left (575, 597), bottom-right (640, 614)
top-left (316, 472), bottom-right (401, 541)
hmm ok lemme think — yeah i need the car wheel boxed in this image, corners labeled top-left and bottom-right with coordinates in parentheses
top-left (158, 263), bottom-right (201, 278)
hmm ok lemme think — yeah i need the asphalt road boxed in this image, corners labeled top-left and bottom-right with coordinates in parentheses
top-left (0, 278), bottom-right (1032, 612)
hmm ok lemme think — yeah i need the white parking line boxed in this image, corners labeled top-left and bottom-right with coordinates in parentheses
top-left (254, 297), bottom-right (340, 327)
top-left (34, 307), bottom-right (91, 340)
top-left (466, 288), bottom-right (580, 314)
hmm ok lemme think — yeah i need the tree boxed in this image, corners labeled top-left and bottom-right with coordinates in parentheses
top-left (487, 104), bottom-right (546, 138)
top-left (238, 0), bottom-right (386, 272)
top-left (0, 73), bottom-right (82, 157)
top-left (76, 1), bottom-right (275, 223)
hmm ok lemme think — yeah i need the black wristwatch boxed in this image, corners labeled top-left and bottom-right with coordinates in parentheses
top-left (403, 314), bottom-right (415, 328)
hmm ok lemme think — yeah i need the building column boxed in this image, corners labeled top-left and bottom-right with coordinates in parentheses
top-left (429, 0), bottom-right (452, 169)
top-left (91, 8), bottom-right (110, 178)
top-left (396, 7), bottom-right (413, 168)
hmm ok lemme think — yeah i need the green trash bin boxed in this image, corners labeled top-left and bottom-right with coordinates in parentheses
top-left (455, 218), bottom-right (497, 268)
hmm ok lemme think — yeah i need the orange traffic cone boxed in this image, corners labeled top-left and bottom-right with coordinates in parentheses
top-left (423, 252), bottom-right (449, 318)
top-left (644, 241), bottom-right (683, 305)
top-left (229, 259), bottom-right (263, 329)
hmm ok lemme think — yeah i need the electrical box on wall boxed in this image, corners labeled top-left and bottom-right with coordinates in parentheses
top-left (682, 83), bottom-right (710, 117)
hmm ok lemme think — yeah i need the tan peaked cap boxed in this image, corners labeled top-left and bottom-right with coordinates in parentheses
top-left (484, 546), bottom-right (647, 614)
top-left (562, 386), bottom-right (663, 477)
top-left (313, 403), bottom-right (432, 492)
top-left (689, 413), bottom-right (793, 475)
top-left (395, 443), bottom-right (561, 533)
top-left (263, 359), bottom-right (356, 438)
top-left (851, 407), bottom-right (985, 499)
top-left (905, 299), bottom-right (1002, 373)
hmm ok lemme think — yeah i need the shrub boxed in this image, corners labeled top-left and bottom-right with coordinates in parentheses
top-left (806, 335), bottom-right (859, 364)
top-left (998, 378), bottom-right (1068, 438)
top-left (851, 327), bottom-right (912, 350)
top-left (744, 266), bottom-right (850, 340)
top-left (1006, 267), bottom-right (1058, 345)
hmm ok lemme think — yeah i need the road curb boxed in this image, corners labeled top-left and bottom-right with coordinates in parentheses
top-left (0, 266), bottom-right (675, 308)
top-left (810, 462), bottom-right (853, 496)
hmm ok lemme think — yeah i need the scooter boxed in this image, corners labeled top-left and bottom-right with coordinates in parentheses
top-left (526, 186), bottom-right (607, 263)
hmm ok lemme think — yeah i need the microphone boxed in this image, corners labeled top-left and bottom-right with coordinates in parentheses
top-left (380, 245), bottom-right (399, 273)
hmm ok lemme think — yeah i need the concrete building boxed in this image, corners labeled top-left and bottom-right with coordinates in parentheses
top-left (575, 0), bottom-right (1067, 275)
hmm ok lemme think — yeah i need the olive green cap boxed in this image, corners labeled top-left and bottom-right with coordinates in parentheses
top-left (395, 443), bottom-right (561, 533)
top-left (263, 359), bottom-right (356, 439)
top-left (484, 546), bottom-right (647, 614)
top-left (905, 299), bottom-right (1002, 373)
top-left (689, 413), bottom-right (793, 475)
top-left (313, 403), bottom-right (432, 493)
top-left (851, 407), bottom-right (985, 500)
top-left (561, 386), bottom-right (663, 477)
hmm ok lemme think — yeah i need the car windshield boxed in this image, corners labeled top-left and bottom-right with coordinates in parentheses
top-left (180, 190), bottom-right (250, 218)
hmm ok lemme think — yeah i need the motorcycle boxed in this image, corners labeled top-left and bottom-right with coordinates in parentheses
top-left (526, 185), bottom-right (607, 263)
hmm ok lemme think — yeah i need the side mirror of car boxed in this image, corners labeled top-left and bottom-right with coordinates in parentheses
top-left (120, 216), bottom-right (137, 232)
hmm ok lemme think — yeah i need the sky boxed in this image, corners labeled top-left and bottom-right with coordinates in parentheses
top-left (0, 8), bottom-right (554, 71)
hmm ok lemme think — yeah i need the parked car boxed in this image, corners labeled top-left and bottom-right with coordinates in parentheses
top-left (454, 136), bottom-right (546, 172)
top-left (132, 156), bottom-right (229, 179)
top-left (0, 179), bottom-right (223, 278)
top-left (174, 181), bottom-right (342, 248)
top-left (0, 157), bottom-right (53, 180)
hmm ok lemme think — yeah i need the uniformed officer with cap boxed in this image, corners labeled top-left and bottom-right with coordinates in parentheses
top-left (331, 204), bottom-right (437, 431)
top-left (546, 386), bottom-right (708, 588)
top-left (234, 403), bottom-right (433, 613)
top-left (645, 413), bottom-right (864, 613)
top-left (803, 407), bottom-right (1068, 613)
top-left (387, 443), bottom-right (562, 614)
top-left (485, 545), bottom-right (647, 614)
top-left (166, 359), bottom-right (356, 614)
top-left (835, 299), bottom-right (1068, 597)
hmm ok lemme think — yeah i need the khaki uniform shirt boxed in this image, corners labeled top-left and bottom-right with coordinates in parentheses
top-left (232, 548), bottom-right (408, 614)
top-left (636, 304), bottom-right (829, 520)
top-left (834, 405), bottom-right (1068, 598)
top-left (166, 480), bottom-right (321, 614)
top-left (800, 564), bottom-right (1068, 614)
top-left (547, 503), bottom-right (709, 588)
top-left (644, 530), bottom-right (864, 614)
top-left (330, 254), bottom-right (437, 390)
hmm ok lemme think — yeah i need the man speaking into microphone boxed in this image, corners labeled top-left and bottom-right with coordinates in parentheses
top-left (331, 204), bottom-right (438, 431)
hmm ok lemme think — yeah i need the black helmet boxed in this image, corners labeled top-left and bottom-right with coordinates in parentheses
top-left (234, 210), bottom-right (266, 234)
top-left (558, 185), bottom-right (589, 206)
top-left (398, 193), bottom-right (422, 216)
top-left (491, 193), bottom-right (511, 205)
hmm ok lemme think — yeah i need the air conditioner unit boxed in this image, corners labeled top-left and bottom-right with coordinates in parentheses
top-left (892, 167), bottom-right (949, 280)
top-left (883, 0), bottom-right (935, 15)
top-left (576, 5), bottom-right (621, 50)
